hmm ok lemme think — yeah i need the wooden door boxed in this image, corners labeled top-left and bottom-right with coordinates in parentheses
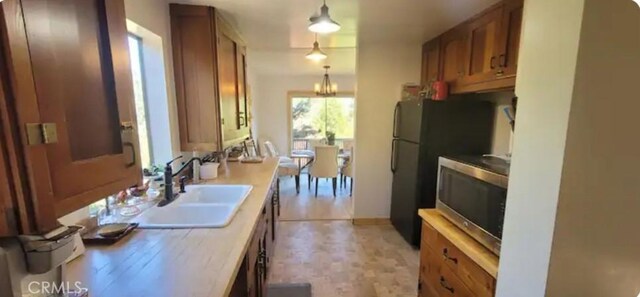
top-left (496, 0), bottom-right (524, 77)
top-left (2, 0), bottom-right (140, 231)
top-left (421, 38), bottom-right (441, 88)
top-left (461, 6), bottom-right (504, 86)
top-left (439, 27), bottom-right (467, 89)
top-left (0, 79), bottom-right (16, 236)
top-left (217, 31), bottom-right (239, 137)
top-left (170, 4), bottom-right (221, 152)
top-left (236, 46), bottom-right (248, 129)
top-left (0, 138), bottom-right (14, 236)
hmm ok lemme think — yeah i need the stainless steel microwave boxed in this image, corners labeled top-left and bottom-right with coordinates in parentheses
top-left (436, 156), bottom-right (509, 255)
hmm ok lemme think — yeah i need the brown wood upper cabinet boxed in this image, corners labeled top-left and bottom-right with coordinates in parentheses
top-left (439, 26), bottom-right (467, 90)
top-left (422, 0), bottom-right (523, 94)
top-left (170, 4), bottom-right (250, 151)
top-left (0, 0), bottom-right (141, 234)
top-left (421, 38), bottom-right (441, 87)
top-left (461, 7), bottom-right (504, 87)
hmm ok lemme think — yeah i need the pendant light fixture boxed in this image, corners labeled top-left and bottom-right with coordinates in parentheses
top-left (314, 65), bottom-right (338, 97)
top-left (305, 34), bottom-right (327, 61)
top-left (308, 0), bottom-right (341, 34)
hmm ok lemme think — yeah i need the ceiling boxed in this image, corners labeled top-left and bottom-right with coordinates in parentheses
top-left (171, 0), bottom-right (501, 75)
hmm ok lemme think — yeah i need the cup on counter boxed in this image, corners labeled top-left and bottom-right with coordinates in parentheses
top-left (200, 162), bottom-right (220, 180)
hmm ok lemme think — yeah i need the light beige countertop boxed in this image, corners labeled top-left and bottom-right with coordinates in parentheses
top-left (67, 158), bottom-right (278, 297)
top-left (418, 209), bottom-right (499, 278)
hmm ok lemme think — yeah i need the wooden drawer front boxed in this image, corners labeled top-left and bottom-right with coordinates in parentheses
top-left (434, 264), bottom-right (474, 297)
top-left (422, 221), bottom-right (439, 250)
top-left (437, 237), bottom-right (495, 297)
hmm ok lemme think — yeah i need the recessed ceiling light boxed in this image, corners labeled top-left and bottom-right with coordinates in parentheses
top-left (308, 0), bottom-right (341, 34)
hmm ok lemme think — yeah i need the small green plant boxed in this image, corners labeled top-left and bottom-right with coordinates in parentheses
top-left (326, 131), bottom-right (336, 146)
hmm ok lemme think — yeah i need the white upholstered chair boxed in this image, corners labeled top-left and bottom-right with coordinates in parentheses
top-left (341, 147), bottom-right (354, 196)
top-left (309, 145), bottom-right (339, 197)
top-left (264, 141), bottom-right (300, 193)
top-left (263, 141), bottom-right (294, 164)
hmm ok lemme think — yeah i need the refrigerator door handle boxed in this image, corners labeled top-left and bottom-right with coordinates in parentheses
top-left (391, 139), bottom-right (398, 173)
top-left (393, 102), bottom-right (400, 138)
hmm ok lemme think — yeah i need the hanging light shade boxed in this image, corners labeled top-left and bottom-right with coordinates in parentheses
top-left (314, 65), bottom-right (338, 97)
top-left (308, 0), bottom-right (341, 34)
top-left (305, 35), bottom-right (327, 61)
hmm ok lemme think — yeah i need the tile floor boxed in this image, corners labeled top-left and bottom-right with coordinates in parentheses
top-left (268, 220), bottom-right (420, 297)
top-left (279, 175), bottom-right (353, 221)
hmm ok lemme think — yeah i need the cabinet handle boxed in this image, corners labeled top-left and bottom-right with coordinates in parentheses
top-left (496, 69), bottom-right (505, 76)
top-left (123, 142), bottom-right (136, 168)
top-left (120, 122), bottom-right (137, 168)
top-left (442, 248), bottom-right (458, 264)
top-left (490, 56), bottom-right (496, 69)
top-left (439, 276), bottom-right (455, 294)
top-left (498, 54), bottom-right (506, 67)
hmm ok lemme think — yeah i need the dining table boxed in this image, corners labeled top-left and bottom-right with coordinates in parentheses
top-left (290, 149), bottom-right (351, 172)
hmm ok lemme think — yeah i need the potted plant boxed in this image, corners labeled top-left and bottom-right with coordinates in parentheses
top-left (326, 131), bottom-right (336, 146)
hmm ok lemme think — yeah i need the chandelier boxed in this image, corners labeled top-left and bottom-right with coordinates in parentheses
top-left (314, 65), bottom-right (338, 97)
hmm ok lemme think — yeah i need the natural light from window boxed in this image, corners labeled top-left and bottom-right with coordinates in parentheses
top-left (291, 96), bottom-right (355, 151)
top-left (127, 34), bottom-right (151, 169)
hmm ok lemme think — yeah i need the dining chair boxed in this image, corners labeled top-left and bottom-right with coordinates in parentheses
top-left (341, 139), bottom-right (355, 152)
top-left (307, 138), bottom-right (327, 151)
top-left (309, 145), bottom-right (339, 197)
top-left (263, 141), bottom-right (294, 163)
top-left (264, 141), bottom-right (300, 193)
top-left (341, 147), bottom-right (354, 196)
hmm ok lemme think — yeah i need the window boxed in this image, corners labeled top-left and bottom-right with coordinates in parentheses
top-left (127, 34), bottom-right (152, 169)
top-left (291, 96), bottom-right (355, 150)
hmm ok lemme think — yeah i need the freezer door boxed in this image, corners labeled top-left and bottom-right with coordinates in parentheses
top-left (390, 140), bottom-right (421, 245)
top-left (394, 100), bottom-right (424, 143)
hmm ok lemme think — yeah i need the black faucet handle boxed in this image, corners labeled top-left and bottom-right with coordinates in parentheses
top-left (179, 176), bottom-right (188, 193)
top-left (166, 155), bottom-right (183, 167)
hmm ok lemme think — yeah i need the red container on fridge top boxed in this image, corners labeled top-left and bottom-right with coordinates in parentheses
top-left (431, 81), bottom-right (448, 101)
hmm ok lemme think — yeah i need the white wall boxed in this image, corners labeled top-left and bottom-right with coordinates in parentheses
top-left (124, 0), bottom-right (181, 158)
top-left (250, 73), bottom-right (357, 152)
top-left (352, 43), bottom-right (421, 219)
top-left (497, 0), bottom-right (640, 296)
top-left (544, 0), bottom-right (640, 295)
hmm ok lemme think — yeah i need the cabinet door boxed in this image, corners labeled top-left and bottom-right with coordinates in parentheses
top-left (421, 38), bottom-right (441, 87)
top-left (236, 46), bottom-right (248, 129)
top-left (462, 6), bottom-right (504, 86)
top-left (439, 28), bottom-right (467, 89)
top-left (0, 148), bottom-right (13, 236)
top-left (3, 0), bottom-right (141, 230)
top-left (217, 31), bottom-right (239, 135)
top-left (170, 4), bottom-right (221, 151)
top-left (496, 0), bottom-right (524, 77)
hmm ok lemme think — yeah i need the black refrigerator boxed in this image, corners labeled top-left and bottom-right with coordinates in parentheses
top-left (390, 99), bottom-right (494, 246)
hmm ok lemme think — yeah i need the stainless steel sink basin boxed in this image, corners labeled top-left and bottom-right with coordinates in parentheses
top-left (136, 184), bottom-right (253, 228)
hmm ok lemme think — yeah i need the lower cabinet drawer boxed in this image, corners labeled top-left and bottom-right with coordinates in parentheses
top-left (433, 263), bottom-right (474, 297)
top-left (436, 237), bottom-right (495, 297)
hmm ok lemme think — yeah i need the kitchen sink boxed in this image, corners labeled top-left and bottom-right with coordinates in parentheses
top-left (136, 184), bottom-right (253, 228)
